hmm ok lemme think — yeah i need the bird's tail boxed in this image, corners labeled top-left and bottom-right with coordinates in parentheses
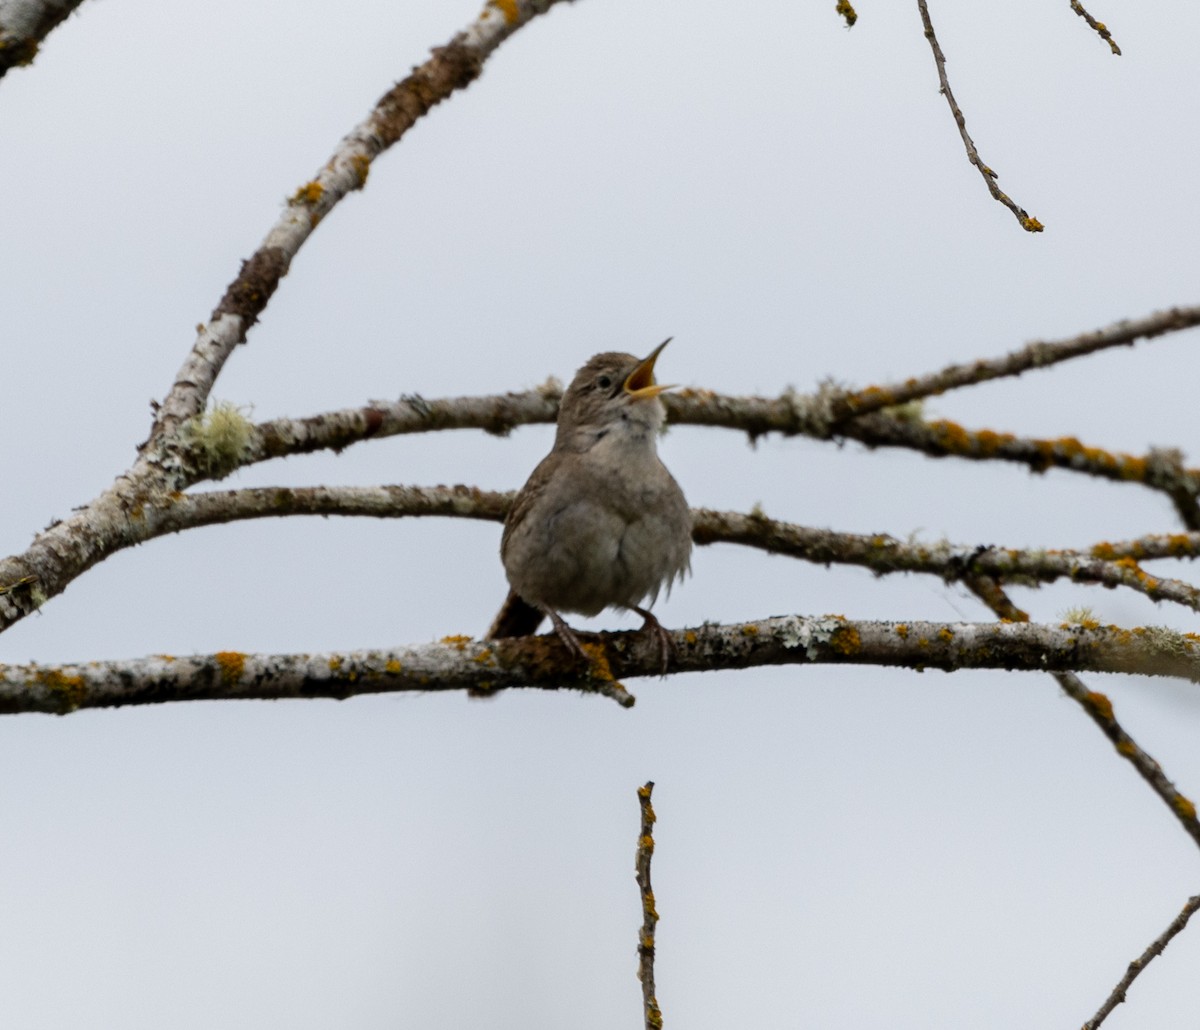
top-left (486, 589), bottom-right (546, 639)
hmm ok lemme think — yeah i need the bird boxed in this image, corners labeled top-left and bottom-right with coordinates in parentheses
top-left (487, 339), bottom-right (692, 670)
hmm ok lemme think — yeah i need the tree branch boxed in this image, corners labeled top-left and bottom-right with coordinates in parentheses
top-left (830, 306), bottom-right (1200, 422)
top-left (144, 487), bottom-right (1200, 617)
top-left (917, 0), bottom-right (1043, 231)
top-left (635, 782), bottom-right (663, 1030)
top-left (0, 0), bottom-right (85, 78)
top-left (964, 577), bottom-right (1200, 850)
top-left (5, 615), bottom-right (1200, 715)
top-left (1082, 895), bottom-right (1200, 1029)
top-left (1070, 0), bottom-right (1121, 56)
top-left (145, 0), bottom-right (576, 448)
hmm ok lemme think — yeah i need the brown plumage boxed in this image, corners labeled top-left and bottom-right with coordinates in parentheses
top-left (486, 341), bottom-right (692, 669)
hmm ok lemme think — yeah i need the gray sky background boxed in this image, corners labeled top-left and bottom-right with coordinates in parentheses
top-left (3, 1), bottom-right (1200, 1026)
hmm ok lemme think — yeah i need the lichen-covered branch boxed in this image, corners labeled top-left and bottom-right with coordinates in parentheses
top-left (5, 615), bottom-right (1200, 716)
top-left (693, 509), bottom-right (1200, 614)
top-left (0, 0), bottom-right (84, 78)
top-left (145, 0), bottom-right (575, 449)
top-left (1082, 895), bottom-right (1200, 1030)
top-left (221, 307), bottom-right (1200, 515)
top-left (1070, 0), bottom-right (1121, 56)
top-left (635, 782), bottom-right (663, 1030)
top-left (146, 487), bottom-right (1200, 617)
top-left (0, 2), bottom-right (575, 639)
top-left (917, 0), bottom-right (1043, 232)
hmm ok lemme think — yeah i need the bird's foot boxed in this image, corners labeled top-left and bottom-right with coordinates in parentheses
top-left (631, 605), bottom-right (674, 675)
top-left (545, 608), bottom-right (591, 664)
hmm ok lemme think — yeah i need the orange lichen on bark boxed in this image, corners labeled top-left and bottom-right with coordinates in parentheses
top-left (214, 651), bottom-right (246, 684)
top-left (830, 625), bottom-right (862, 654)
top-left (1083, 690), bottom-right (1115, 722)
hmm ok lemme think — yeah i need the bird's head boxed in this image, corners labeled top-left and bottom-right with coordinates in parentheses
top-left (555, 339), bottom-right (675, 448)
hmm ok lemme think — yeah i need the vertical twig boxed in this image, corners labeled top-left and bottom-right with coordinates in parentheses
top-left (1082, 895), bottom-right (1200, 1029)
top-left (916, 0), bottom-right (1044, 232)
top-left (636, 781), bottom-right (663, 1030)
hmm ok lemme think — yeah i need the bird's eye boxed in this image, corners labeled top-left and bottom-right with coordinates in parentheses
top-left (596, 375), bottom-right (613, 390)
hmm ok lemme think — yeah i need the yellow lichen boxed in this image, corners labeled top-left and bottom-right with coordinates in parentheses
top-left (937, 627), bottom-right (955, 643)
top-left (684, 630), bottom-right (697, 645)
top-left (349, 153), bottom-right (371, 188)
top-left (835, 0), bottom-right (857, 27)
top-left (830, 625), bottom-right (861, 655)
top-left (214, 651), bottom-right (246, 685)
top-left (290, 180), bottom-right (324, 206)
top-left (895, 623), bottom-right (909, 639)
top-left (441, 635), bottom-right (472, 650)
top-left (488, 0), bottom-right (520, 24)
top-left (741, 624), bottom-right (760, 636)
top-left (1021, 216), bottom-right (1045, 233)
top-left (36, 668), bottom-right (88, 713)
top-left (580, 641), bottom-right (615, 681)
top-left (1083, 690), bottom-right (1114, 722)
top-left (1173, 794), bottom-right (1198, 821)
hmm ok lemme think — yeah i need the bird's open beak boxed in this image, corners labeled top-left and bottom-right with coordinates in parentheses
top-left (624, 337), bottom-right (675, 400)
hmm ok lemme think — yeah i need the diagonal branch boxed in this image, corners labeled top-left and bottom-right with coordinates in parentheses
top-left (146, 0), bottom-right (576, 447)
top-left (964, 577), bottom-right (1200, 850)
top-left (0, 0), bottom-right (86, 78)
top-left (1083, 895), bottom-right (1200, 1029)
top-left (1070, 0), bottom-right (1121, 56)
top-left (830, 306), bottom-right (1200, 422)
top-left (916, 0), bottom-right (1043, 232)
top-left (5, 615), bottom-right (1200, 715)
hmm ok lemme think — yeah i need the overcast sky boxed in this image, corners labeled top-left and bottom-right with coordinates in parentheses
top-left (3, 1), bottom-right (1200, 1027)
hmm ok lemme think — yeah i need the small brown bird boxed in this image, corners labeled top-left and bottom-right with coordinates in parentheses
top-left (487, 340), bottom-right (692, 668)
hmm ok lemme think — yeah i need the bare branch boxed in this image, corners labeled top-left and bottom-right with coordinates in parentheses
top-left (5, 615), bottom-right (1200, 715)
top-left (0, 0), bottom-right (85, 78)
top-left (831, 306), bottom-right (1200, 422)
top-left (1083, 895), bottom-right (1200, 1029)
top-left (635, 782), bottom-right (663, 1030)
top-left (1070, 0), bottom-right (1121, 56)
top-left (916, 0), bottom-right (1043, 232)
top-left (146, 0), bottom-right (575, 446)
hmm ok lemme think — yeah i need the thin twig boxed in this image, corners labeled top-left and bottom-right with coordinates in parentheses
top-left (1070, 0), bottom-right (1121, 56)
top-left (1082, 895), bottom-right (1200, 1029)
top-left (635, 782), bottom-right (663, 1030)
top-left (916, 0), bottom-right (1043, 231)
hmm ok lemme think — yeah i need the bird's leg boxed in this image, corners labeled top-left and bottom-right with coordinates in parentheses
top-left (542, 606), bottom-right (590, 663)
top-left (630, 605), bottom-right (674, 674)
